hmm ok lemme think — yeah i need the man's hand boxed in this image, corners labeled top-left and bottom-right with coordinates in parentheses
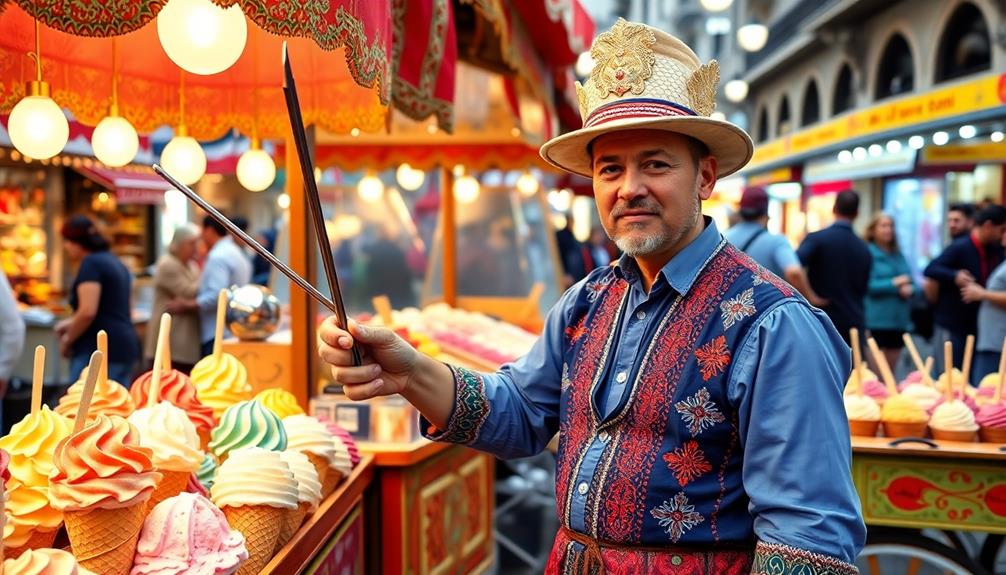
top-left (54, 318), bottom-right (71, 337)
top-left (318, 317), bottom-right (420, 401)
top-left (892, 274), bottom-right (911, 287)
top-left (955, 269), bottom-right (975, 288)
top-left (165, 299), bottom-right (193, 314)
top-left (809, 295), bottom-right (830, 309)
top-left (59, 335), bottom-right (72, 358)
top-left (897, 283), bottom-right (914, 299)
top-left (961, 283), bottom-right (986, 304)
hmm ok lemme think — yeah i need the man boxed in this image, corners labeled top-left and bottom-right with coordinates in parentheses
top-left (797, 191), bottom-right (872, 345)
top-left (947, 203), bottom-right (975, 240)
top-left (726, 186), bottom-right (827, 307)
top-left (171, 215), bottom-right (251, 356)
top-left (961, 220), bottom-right (1006, 380)
top-left (925, 204), bottom-right (1006, 376)
top-left (0, 269), bottom-right (25, 431)
top-left (319, 20), bottom-right (864, 573)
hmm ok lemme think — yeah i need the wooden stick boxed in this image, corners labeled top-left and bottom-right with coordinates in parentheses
top-left (867, 337), bottom-right (898, 395)
top-left (944, 341), bottom-right (953, 403)
top-left (961, 334), bottom-right (975, 392)
top-left (97, 330), bottom-right (108, 385)
top-left (995, 336), bottom-right (1005, 404)
top-left (372, 295), bottom-right (393, 327)
top-left (923, 357), bottom-right (934, 385)
top-left (73, 351), bottom-right (104, 433)
top-left (213, 289), bottom-right (227, 358)
top-left (850, 328), bottom-right (863, 395)
top-left (149, 314), bottom-right (172, 409)
top-left (162, 318), bottom-right (172, 372)
top-left (30, 345), bottom-right (44, 415)
top-left (902, 333), bottom-right (934, 387)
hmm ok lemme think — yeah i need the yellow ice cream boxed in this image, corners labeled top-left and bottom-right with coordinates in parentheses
top-left (900, 383), bottom-right (943, 412)
top-left (979, 373), bottom-right (1000, 390)
top-left (256, 388), bottom-right (305, 419)
top-left (845, 368), bottom-right (878, 389)
top-left (0, 406), bottom-right (73, 487)
top-left (191, 353), bottom-right (252, 419)
top-left (881, 395), bottom-right (928, 423)
top-left (930, 400), bottom-right (979, 432)
top-left (128, 402), bottom-right (204, 472)
top-left (210, 447), bottom-right (299, 510)
top-left (3, 548), bottom-right (96, 575)
top-left (844, 395), bottom-right (880, 421)
top-left (936, 369), bottom-right (966, 393)
top-left (3, 480), bottom-right (63, 547)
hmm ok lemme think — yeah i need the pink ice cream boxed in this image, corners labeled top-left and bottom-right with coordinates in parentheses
top-left (928, 391), bottom-right (979, 417)
top-left (977, 404), bottom-right (1006, 430)
top-left (897, 371), bottom-right (926, 391)
top-left (845, 378), bottom-right (889, 405)
top-left (317, 416), bottom-right (360, 467)
top-left (130, 492), bottom-right (248, 575)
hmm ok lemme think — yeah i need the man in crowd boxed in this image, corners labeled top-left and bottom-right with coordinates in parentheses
top-left (319, 19), bottom-right (863, 574)
top-left (947, 203), bottom-right (975, 240)
top-left (0, 269), bottom-right (25, 432)
top-left (925, 205), bottom-right (1006, 378)
top-left (726, 186), bottom-right (827, 307)
top-left (797, 190), bottom-right (872, 345)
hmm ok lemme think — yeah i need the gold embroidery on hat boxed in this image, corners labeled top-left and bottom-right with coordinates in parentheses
top-left (589, 18), bottom-right (656, 99)
top-left (686, 60), bottom-right (720, 117)
top-left (575, 81), bottom-right (589, 119)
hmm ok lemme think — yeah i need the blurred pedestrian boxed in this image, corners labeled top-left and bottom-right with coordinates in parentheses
top-left (147, 224), bottom-right (202, 374)
top-left (250, 228), bottom-right (277, 286)
top-left (947, 203), bottom-right (974, 240)
top-left (0, 269), bottom-right (25, 431)
top-left (863, 213), bottom-right (914, 372)
top-left (960, 212), bottom-right (1006, 380)
top-left (797, 190), bottom-right (872, 345)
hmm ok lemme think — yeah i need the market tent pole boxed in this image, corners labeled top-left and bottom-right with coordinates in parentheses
top-left (288, 125), bottom-right (311, 409)
top-left (441, 166), bottom-right (457, 307)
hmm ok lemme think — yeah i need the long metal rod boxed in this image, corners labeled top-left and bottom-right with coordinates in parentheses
top-left (282, 43), bottom-right (361, 366)
top-left (152, 164), bottom-right (339, 315)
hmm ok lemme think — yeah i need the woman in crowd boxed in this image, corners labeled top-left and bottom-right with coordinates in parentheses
top-left (146, 224), bottom-right (202, 374)
top-left (56, 215), bottom-right (140, 383)
top-left (864, 213), bottom-right (915, 372)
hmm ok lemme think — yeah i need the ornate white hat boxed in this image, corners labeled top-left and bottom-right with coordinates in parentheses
top-left (540, 19), bottom-right (754, 178)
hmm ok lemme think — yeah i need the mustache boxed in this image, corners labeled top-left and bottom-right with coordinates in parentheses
top-left (610, 198), bottom-right (661, 219)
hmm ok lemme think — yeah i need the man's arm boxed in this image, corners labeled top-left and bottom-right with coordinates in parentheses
top-left (195, 256), bottom-right (229, 312)
top-left (924, 243), bottom-right (964, 284)
top-left (730, 300), bottom-right (865, 572)
top-left (775, 240), bottom-right (827, 307)
top-left (961, 283), bottom-right (1006, 308)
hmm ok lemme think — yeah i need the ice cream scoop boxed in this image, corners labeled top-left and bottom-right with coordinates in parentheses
top-left (128, 402), bottom-right (203, 473)
top-left (977, 403), bottom-right (1006, 430)
top-left (3, 548), bottom-right (96, 575)
top-left (844, 378), bottom-right (889, 405)
top-left (928, 391), bottom-right (979, 416)
top-left (930, 399), bottom-right (979, 438)
top-left (282, 415), bottom-right (336, 464)
top-left (0, 406), bottom-right (72, 487)
top-left (4, 479), bottom-right (63, 549)
top-left (131, 492), bottom-right (248, 575)
top-left (846, 368), bottom-right (878, 389)
top-left (936, 368), bottom-right (967, 393)
top-left (197, 453), bottom-right (218, 491)
top-left (898, 371), bottom-right (925, 388)
top-left (256, 389), bottom-right (305, 419)
top-left (317, 417), bottom-right (361, 467)
top-left (881, 395), bottom-right (928, 424)
top-left (209, 400), bottom-right (287, 461)
top-left (55, 367), bottom-right (134, 421)
top-left (279, 450), bottom-right (322, 512)
top-left (191, 353), bottom-right (252, 420)
top-left (844, 395), bottom-right (880, 421)
top-left (48, 414), bottom-right (161, 511)
top-left (210, 448), bottom-right (299, 510)
top-left (130, 369), bottom-right (215, 442)
top-left (899, 383), bottom-right (943, 413)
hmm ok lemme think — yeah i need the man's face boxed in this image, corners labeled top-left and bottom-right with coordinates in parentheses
top-left (947, 210), bottom-right (971, 236)
top-left (591, 130), bottom-right (716, 259)
top-left (201, 226), bottom-right (217, 248)
top-left (979, 221), bottom-right (1006, 246)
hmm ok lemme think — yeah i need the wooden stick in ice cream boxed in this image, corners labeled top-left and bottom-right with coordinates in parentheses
top-left (923, 357), bottom-right (934, 383)
top-left (30, 345), bottom-right (44, 414)
top-left (944, 341), bottom-right (953, 403)
top-left (850, 328), bottom-right (864, 395)
top-left (72, 351), bottom-right (105, 434)
top-left (961, 334), bottom-right (975, 394)
top-left (97, 330), bottom-right (109, 386)
top-left (902, 333), bottom-right (934, 387)
top-left (995, 336), bottom-right (1005, 404)
top-left (148, 313), bottom-right (172, 409)
top-left (162, 318), bottom-right (172, 372)
top-left (212, 289), bottom-right (227, 359)
top-left (867, 337), bottom-right (898, 396)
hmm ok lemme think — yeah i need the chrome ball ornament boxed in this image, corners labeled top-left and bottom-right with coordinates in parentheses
top-left (226, 284), bottom-right (281, 340)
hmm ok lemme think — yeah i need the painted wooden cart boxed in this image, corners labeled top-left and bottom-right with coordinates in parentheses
top-left (851, 437), bottom-right (1006, 574)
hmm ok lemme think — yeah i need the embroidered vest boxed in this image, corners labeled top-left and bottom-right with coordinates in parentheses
top-left (553, 242), bottom-right (797, 556)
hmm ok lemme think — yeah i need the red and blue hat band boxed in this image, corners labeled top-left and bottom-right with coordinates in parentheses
top-left (584, 98), bottom-right (698, 129)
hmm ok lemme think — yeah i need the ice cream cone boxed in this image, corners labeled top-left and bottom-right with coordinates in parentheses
top-left (848, 420), bottom-right (879, 437)
top-left (6, 527), bottom-right (58, 559)
top-left (883, 421), bottom-right (927, 438)
top-left (64, 502), bottom-right (146, 575)
top-left (276, 501), bottom-right (310, 551)
top-left (303, 452), bottom-right (329, 490)
top-left (223, 505), bottom-right (285, 575)
top-left (199, 430), bottom-right (212, 452)
top-left (931, 428), bottom-right (977, 442)
top-left (322, 470), bottom-right (344, 497)
top-left (979, 427), bottom-right (1006, 443)
top-left (148, 470), bottom-right (191, 511)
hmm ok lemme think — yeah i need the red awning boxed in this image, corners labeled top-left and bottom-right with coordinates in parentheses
top-left (77, 167), bottom-right (173, 205)
top-left (511, 0), bottom-right (596, 68)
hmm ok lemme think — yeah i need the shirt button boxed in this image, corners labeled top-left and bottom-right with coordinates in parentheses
top-left (671, 555), bottom-right (682, 566)
top-left (615, 371), bottom-right (627, 384)
top-left (636, 310), bottom-right (646, 320)
top-left (598, 431), bottom-right (609, 442)
top-left (577, 482), bottom-right (589, 495)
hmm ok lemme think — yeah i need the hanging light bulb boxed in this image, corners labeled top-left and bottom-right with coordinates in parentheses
top-left (516, 171), bottom-right (539, 197)
top-left (358, 174), bottom-right (384, 203)
top-left (160, 73), bottom-right (205, 185)
top-left (700, 0), bottom-right (733, 12)
top-left (8, 19), bottom-right (68, 160)
top-left (454, 175), bottom-right (480, 204)
top-left (236, 139), bottom-right (275, 192)
top-left (736, 23), bottom-right (768, 52)
top-left (724, 79), bottom-right (749, 103)
top-left (277, 193), bottom-right (290, 210)
top-left (92, 41), bottom-right (138, 167)
top-left (396, 163), bottom-right (425, 191)
top-left (157, 0), bottom-right (247, 75)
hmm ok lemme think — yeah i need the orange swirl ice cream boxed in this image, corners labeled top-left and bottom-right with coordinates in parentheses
top-left (191, 353), bottom-right (252, 419)
top-left (55, 369), bottom-right (134, 421)
top-left (130, 368), bottom-right (215, 441)
top-left (3, 548), bottom-right (96, 575)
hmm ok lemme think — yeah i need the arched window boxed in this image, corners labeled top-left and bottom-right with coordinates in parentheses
top-left (833, 64), bottom-right (854, 115)
top-left (756, 106), bottom-right (769, 142)
top-left (801, 80), bottom-right (820, 126)
top-left (875, 34), bottom-right (914, 100)
top-left (936, 2), bottom-right (991, 82)
top-left (777, 95), bottom-right (792, 137)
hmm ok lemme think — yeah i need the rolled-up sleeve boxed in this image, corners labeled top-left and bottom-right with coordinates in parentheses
top-left (729, 300), bottom-right (865, 570)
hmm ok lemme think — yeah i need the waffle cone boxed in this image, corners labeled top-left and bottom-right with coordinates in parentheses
top-left (276, 501), bottom-right (310, 552)
top-left (6, 527), bottom-right (59, 559)
top-left (322, 470), bottom-right (343, 497)
top-left (979, 426), bottom-right (1006, 443)
top-left (848, 420), bottom-right (880, 437)
top-left (883, 421), bottom-right (928, 438)
top-left (304, 452), bottom-right (329, 489)
top-left (148, 470), bottom-right (192, 512)
top-left (223, 505), bottom-right (286, 575)
top-left (64, 502), bottom-right (146, 575)
top-left (931, 428), bottom-right (977, 442)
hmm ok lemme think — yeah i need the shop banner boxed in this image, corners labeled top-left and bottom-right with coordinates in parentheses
top-left (920, 142), bottom-right (1006, 165)
top-left (803, 148), bottom-right (917, 184)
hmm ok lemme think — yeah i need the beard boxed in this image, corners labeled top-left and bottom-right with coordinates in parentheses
top-left (610, 193), bottom-right (701, 257)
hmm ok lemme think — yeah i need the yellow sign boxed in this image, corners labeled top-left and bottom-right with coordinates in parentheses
top-left (747, 167), bottom-right (796, 186)
top-left (746, 72), bottom-right (1006, 171)
top-left (921, 142), bottom-right (1006, 165)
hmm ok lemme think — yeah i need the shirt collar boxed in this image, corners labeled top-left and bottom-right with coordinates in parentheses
top-left (832, 220), bottom-right (853, 229)
top-left (613, 216), bottom-right (722, 296)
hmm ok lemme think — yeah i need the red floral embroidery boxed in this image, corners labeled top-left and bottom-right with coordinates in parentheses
top-left (565, 316), bottom-right (587, 344)
top-left (695, 335), bottom-right (731, 381)
top-left (663, 440), bottom-right (712, 487)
